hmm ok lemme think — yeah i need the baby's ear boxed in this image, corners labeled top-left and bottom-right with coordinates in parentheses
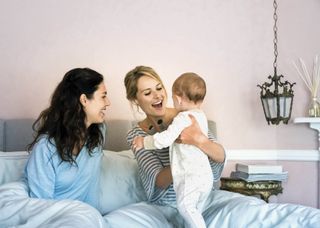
top-left (174, 95), bottom-right (183, 105)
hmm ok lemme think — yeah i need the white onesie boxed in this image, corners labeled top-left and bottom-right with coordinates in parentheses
top-left (144, 109), bottom-right (213, 228)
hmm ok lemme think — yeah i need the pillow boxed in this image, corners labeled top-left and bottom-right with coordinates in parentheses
top-left (0, 150), bottom-right (147, 215)
top-left (99, 150), bottom-right (147, 215)
top-left (0, 151), bottom-right (29, 185)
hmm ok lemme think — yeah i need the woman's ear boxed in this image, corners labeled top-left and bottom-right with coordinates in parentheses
top-left (79, 94), bottom-right (87, 107)
top-left (133, 99), bottom-right (139, 106)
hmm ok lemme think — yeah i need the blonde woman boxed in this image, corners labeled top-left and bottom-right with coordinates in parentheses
top-left (132, 72), bottom-right (215, 228)
top-left (124, 66), bottom-right (225, 227)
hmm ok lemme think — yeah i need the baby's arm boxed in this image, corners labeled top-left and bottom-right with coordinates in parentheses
top-left (150, 113), bottom-right (190, 149)
top-left (133, 113), bottom-right (191, 151)
top-left (132, 135), bottom-right (157, 151)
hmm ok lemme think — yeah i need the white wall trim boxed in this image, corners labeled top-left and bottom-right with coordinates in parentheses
top-left (226, 149), bottom-right (320, 161)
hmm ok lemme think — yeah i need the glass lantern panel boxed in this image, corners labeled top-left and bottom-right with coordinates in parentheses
top-left (279, 96), bottom-right (292, 118)
top-left (284, 97), bottom-right (292, 118)
top-left (266, 97), bottom-right (277, 118)
top-left (262, 98), bottom-right (271, 118)
top-left (279, 96), bottom-right (285, 117)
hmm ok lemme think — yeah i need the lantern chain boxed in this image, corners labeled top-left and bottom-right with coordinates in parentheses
top-left (273, 0), bottom-right (278, 71)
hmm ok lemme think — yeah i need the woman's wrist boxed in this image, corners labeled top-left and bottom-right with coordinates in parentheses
top-left (197, 134), bottom-right (225, 162)
top-left (196, 133), bottom-right (209, 150)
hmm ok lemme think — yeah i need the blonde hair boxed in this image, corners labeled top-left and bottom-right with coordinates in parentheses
top-left (124, 65), bottom-right (166, 101)
top-left (172, 72), bottom-right (206, 103)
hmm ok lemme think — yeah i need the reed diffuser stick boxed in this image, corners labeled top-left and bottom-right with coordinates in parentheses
top-left (293, 55), bottom-right (320, 98)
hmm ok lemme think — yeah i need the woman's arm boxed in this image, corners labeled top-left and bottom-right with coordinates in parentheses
top-left (25, 138), bottom-right (55, 199)
top-left (127, 127), bottom-right (173, 200)
top-left (179, 114), bottom-right (225, 163)
top-left (155, 166), bottom-right (172, 189)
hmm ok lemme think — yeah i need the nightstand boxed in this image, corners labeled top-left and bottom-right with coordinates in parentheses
top-left (220, 177), bottom-right (283, 203)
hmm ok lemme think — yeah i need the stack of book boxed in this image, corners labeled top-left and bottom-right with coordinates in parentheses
top-left (230, 163), bottom-right (288, 182)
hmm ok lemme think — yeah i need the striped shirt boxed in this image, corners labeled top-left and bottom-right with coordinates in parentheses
top-left (126, 125), bottom-right (225, 206)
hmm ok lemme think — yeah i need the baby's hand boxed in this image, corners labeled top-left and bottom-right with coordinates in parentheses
top-left (132, 136), bottom-right (144, 152)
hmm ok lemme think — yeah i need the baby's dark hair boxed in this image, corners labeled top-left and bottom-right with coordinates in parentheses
top-left (172, 72), bottom-right (206, 103)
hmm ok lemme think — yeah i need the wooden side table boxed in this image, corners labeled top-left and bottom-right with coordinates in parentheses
top-left (220, 177), bottom-right (283, 203)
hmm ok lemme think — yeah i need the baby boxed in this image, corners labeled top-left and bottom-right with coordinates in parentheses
top-left (133, 72), bottom-right (212, 228)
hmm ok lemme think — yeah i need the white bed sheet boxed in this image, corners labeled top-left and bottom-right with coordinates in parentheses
top-left (0, 182), bottom-right (107, 228)
top-left (1, 181), bottom-right (320, 228)
top-left (1, 151), bottom-right (319, 228)
top-left (0, 181), bottom-right (173, 228)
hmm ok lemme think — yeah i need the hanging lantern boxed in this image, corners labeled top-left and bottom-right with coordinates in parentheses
top-left (258, 0), bottom-right (295, 125)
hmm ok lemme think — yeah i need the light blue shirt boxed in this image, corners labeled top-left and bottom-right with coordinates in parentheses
top-left (24, 134), bottom-right (103, 210)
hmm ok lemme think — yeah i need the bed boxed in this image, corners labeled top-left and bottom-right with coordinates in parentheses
top-left (0, 118), bottom-right (319, 227)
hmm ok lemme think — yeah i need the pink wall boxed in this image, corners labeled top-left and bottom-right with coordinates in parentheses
top-left (0, 0), bottom-right (320, 149)
top-left (0, 0), bottom-right (319, 207)
top-left (0, 0), bottom-right (320, 150)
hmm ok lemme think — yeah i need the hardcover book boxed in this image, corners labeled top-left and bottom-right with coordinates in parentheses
top-left (236, 163), bottom-right (283, 174)
top-left (230, 171), bottom-right (288, 182)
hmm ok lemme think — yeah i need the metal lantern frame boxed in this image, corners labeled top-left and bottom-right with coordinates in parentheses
top-left (257, 0), bottom-right (295, 125)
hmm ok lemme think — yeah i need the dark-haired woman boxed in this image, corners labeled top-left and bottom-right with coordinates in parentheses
top-left (24, 68), bottom-right (110, 210)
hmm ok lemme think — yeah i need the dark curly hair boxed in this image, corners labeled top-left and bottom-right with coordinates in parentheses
top-left (28, 68), bottom-right (104, 164)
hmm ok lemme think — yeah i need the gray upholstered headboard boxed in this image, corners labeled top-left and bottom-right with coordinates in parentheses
top-left (0, 119), bottom-right (217, 152)
top-left (0, 119), bottom-right (36, 152)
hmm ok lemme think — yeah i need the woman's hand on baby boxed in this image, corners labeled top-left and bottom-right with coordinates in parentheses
top-left (132, 136), bottom-right (144, 152)
top-left (179, 114), bottom-right (206, 147)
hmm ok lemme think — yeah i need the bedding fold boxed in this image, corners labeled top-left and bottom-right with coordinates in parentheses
top-left (0, 181), bottom-right (108, 228)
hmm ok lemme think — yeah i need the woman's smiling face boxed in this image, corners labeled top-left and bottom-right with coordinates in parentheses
top-left (83, 82), bottom-right (110, 127)
top-left (135, 76), bottom-right (167, 117)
